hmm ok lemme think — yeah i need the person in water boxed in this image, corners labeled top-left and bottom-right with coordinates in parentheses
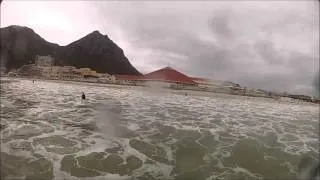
top-left (82, 92), bottom-right (86, 100)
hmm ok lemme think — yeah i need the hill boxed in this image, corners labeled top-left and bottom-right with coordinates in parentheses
top-left (0, 25), bottom-right (141, 75)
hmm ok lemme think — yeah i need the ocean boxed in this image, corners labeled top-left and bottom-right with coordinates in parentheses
top-left (1, 78), bottom-right (319, 180)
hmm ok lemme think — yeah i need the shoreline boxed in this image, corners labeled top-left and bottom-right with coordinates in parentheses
top-left (1, 76), bottom-right (319, 105)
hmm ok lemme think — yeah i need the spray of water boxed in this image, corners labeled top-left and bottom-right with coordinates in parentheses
top-left (298, 156), bottom-right (320, 180)
top-left (143, 80), bottom-right (171, 95)
top-left (94, 99), bottom-right (122, 138)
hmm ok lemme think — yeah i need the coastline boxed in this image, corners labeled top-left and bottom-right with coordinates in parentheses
top-left (1, 76), bottom-right (318, 105)
top-left (1, 76), bottom-right (139, 88)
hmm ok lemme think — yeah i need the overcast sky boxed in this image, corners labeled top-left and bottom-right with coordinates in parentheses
top-left (1, 1), bottom-right (319, 96)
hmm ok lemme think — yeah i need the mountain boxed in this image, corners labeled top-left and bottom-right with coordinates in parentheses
top-left (57, 30), bottom-right (140, 75)
top-left (0, 25), bottom-right (59, 71)
top-left (0, 25), bottom-right (141, 75)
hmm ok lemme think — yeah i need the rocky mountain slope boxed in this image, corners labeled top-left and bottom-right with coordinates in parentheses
top-left (0, 25), bottom-right (59, 71)
top-left (0, 25), bottom-right (141, 75)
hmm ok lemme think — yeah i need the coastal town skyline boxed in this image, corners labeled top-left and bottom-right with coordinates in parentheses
top-left (1, 1), bottom-right (319, 96)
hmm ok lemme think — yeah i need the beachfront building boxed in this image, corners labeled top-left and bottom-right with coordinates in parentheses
top-left (98, 73), bottom-right (116, 83)
top-left (38, 66), bottom-right (54, 78)
top-left (74, 68), bottom-right (91, 76)
top-left (115, 75), bottom-right (144, 85)
top-left (59, 66), bottom-right (83, 80)
top-left (35, 55), bottom-right (54, 67)
top-left (16, 56), bottom-right (104, 81)
top-left (17, 65), bottom-right (41, 77)
top-left (39, 66), bottom-right (83, 80)
top-left (115, 67), bottom-right (198, 88)
top-left (142, 67), bottom-right (198, 88)
top-left (74, 68), bottom-right (101, 78)
top-left (191, 77), bottom-right (226, 89)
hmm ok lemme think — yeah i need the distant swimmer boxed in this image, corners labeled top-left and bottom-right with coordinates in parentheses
top-left (32, 80), bottom-right (35, 83)
top-left (185, 93), bottom-right (188, 96)
top-left (81, 92), bottom-right (86, 100)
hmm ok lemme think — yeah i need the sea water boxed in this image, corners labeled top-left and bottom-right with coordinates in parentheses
top-left (0, 78), bottom-right (319, 180)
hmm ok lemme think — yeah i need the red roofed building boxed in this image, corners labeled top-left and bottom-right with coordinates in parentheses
top-left (115, 67), bottom-right (198, 87)
top-left (139, 67), bottom-right (198, 88)
top-left (141, 67), bottom-right (197, 85)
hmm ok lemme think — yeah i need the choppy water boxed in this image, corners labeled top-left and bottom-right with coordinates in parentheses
top-left (1, 78), bottom-right (319, 180)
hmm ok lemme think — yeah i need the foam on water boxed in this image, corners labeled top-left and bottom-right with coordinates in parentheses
top-left (1, 78), bottom-right (319, 180)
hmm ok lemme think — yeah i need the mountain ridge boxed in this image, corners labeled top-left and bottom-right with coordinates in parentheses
top-left (0, 25), bottom-right (141, 75)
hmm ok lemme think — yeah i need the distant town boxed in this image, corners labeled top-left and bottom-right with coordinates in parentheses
top-left (2, 55), bottom-right (319, 104)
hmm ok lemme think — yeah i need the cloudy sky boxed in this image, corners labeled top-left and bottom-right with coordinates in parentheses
top-left (1, 1), bottom-right (319, 96)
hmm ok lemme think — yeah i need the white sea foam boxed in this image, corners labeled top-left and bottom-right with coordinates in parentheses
top-left (1, 78), bottom-right (319, 179)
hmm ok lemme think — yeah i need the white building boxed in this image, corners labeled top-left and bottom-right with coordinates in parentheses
top-left (98, 73), bottom-right (116, 83)
top-left (61, 66), bottom-right (76, 72)
top-left (74, 68), bottom-right (92, 76)
top-left (39, 66), bottom-right (82, 80)
top-left (191, 77), bottom-right (225, 89)
top-left (35, 55), bottom-right (54, 67)
top-left (39, 66), bottom-right (59, 79)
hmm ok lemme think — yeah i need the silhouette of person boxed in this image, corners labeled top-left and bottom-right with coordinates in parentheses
top-left (82, 92), bottom-right (86, 100)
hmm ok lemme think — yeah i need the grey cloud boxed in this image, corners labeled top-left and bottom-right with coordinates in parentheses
top-left (124, 27), bottom-right (237, 78)
top-left (94, 1), bottom-right (318, 96)
top-left (254, 40), bottom-right (285, 65)
top-left (288, 52), bottom-right (318, 75)
top-left (208, 8), bottom-right (235, 44)
top-left (313, 71), bottom-right (320, 97)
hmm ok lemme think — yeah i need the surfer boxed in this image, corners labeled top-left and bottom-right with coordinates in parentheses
top-left (81, 92), bottom-right (86, 100)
